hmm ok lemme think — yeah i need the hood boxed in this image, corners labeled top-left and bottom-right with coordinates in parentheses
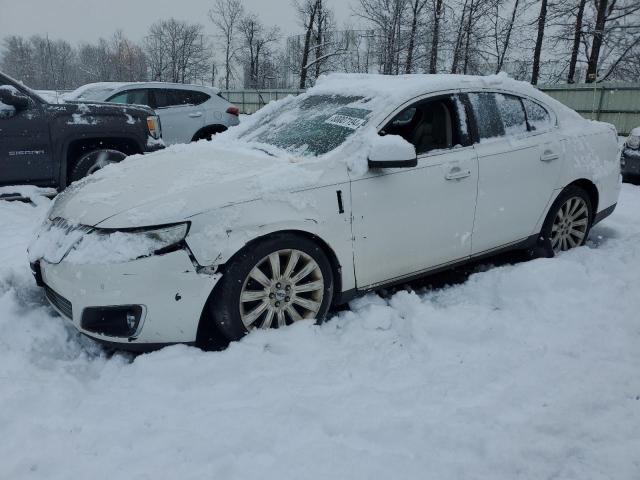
top-left (50, 100), bottom-right (154, 118)
top-left (49, 140), bottom-right (328, 228)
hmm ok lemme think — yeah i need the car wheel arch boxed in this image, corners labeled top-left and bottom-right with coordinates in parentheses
top-left (215, 229), bottom-right (343, 301)
top-left (566, 178), bottom-right (599, 218)
top-left (194, 228), bottom-right (344, 347)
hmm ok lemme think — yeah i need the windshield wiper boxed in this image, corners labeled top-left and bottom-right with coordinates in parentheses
top-left (252, 146), bottom-right (275, 157)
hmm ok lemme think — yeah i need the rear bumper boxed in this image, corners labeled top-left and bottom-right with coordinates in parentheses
top-left (621, 148), bottom-right (640, 176)
top-left (33, 249), bottom-right (220, 349)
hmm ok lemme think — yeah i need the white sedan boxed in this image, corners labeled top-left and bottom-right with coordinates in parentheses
top-left (65, 82), bottom-right (240, 144)
top-left (29, 73), bottom-right (621, 350)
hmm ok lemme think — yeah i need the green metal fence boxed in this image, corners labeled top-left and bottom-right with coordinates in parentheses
top-left (539, 83), bottom-right (640, 136)
top-left (221, 84), bottom-right (640, 135)
top-left (220, 89), bottom-right (304, 114)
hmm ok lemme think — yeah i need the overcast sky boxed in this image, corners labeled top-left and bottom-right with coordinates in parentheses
top-left (0, 0), bottom-right (356, 44)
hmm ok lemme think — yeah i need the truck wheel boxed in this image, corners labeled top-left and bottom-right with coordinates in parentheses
top-left (209, 234), bottom-right (334, 341)
top-left (69, 149), bottom-right (126, 183)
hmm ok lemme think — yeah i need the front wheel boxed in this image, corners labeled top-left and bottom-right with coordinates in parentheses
top-left (539, 186), bottom-right (593, 256)
top-left (209, 234), bottom-right (334, 341)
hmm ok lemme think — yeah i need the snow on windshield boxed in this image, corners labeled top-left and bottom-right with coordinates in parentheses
top-left (237, 94), bottom-right (373, 157)
top-left (67, 84), bottom-right (120, 101)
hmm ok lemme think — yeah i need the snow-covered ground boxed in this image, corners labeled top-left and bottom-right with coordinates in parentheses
top-left (1, 184), bottom-right (639, 480)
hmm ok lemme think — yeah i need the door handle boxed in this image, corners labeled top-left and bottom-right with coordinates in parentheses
top-left (540, 150), bottom-right (559, 162)
top-left (188, 112), bottom-right (203, 118)
top-left (445, 167), bottom-right (472, 180)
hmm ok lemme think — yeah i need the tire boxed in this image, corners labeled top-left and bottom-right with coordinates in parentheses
top-left (209, 234), bottom-right (334, 341)
top-left (538, 185), bottom-right (593, 257)
top-left (69, 149), bottom-right (126, 183)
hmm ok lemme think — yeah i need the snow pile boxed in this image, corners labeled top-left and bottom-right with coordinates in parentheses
top-left (1, 184), bottom-right (639, 479)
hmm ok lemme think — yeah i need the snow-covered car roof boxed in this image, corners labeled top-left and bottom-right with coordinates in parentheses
top-left (65, 81), bottom-right (220, 102)
top-left (311, 72), bottom-right (582, 125)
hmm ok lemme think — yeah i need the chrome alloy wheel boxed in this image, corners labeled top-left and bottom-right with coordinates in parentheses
top-left (551, 196), bottom-right (589, 253)
top-left (239, 249), bottom-right (325, 329)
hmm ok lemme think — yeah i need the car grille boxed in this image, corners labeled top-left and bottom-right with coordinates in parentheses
top-left (44, 284), bottom-right (73, 320)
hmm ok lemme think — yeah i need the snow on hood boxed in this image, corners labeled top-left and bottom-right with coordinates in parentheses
top-left (48, 140), bottom-right (325, 227)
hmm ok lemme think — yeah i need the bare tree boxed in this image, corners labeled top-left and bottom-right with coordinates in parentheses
top-left (531, 0), bottom-right (547, 84)
top-left (405, 0), bottom-right (429, 73)
top-left (567, 0), bottom-right (587, 83)
top-left (144, 19), bottom-right (211, 84)
top-left (209, 0), bottom-right (244, 89)
top-left (428, 0), bottom-right (444, 73)
top-left (354, 0), bottom-right (408, 74)
top-left (582, 0), bottom-right (640, 82)
top-left (240, 14), bottom-right (280, 88)
top-left (296, 0), bottom-right (320, 88)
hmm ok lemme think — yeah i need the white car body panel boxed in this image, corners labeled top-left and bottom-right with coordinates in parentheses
top-left (471, 131), bottom-right (563, 254)
top-left (351, 146), bottom-right (478, 287)
top-left (32, 73), bottom-right (621, 347)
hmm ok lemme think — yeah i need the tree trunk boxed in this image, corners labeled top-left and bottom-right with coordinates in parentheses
top-left (451, 0), bottom-right (469, 73)
top-left (462, 0), bottom-right (474, 74)
top-left (315, 0), bottom-right (323, 79)
top-left (495, 0), bottom-right (519, 74)
top-left (531, 0), bottom-right (547, 85)
top-left (585, 0), bottom-right (608, 83)
top-left (429, 0), bottom-right (443, 73)
top-left (299, 1), bottom-right (318, 88)
top-left (405, 0), bottom-right (419, 73)
top-left (567, 0), bottom-right (587, 83)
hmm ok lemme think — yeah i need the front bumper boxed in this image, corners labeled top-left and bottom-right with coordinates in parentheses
top-left (33, 249), bottom-right (219, 349)
top-left (621, 147), bottom-right (640, 176)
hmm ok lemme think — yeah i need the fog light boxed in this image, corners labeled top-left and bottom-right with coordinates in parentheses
top-left (81, 305), bottom-right (144, 338)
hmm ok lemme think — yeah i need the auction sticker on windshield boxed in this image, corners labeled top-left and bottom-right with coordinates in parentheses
top-left (324, 114), bottom-right (367, 130)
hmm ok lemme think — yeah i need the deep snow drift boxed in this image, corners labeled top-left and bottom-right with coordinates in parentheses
top-left (1, 185), bottom-right (639, 479)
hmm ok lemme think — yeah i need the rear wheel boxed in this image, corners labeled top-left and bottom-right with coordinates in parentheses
top-left (538, 186), bottom-right (593, 256)
top-left (209, 234), bottom-right (334, 341)
top-left (69, 149), bottom-right (126, 183)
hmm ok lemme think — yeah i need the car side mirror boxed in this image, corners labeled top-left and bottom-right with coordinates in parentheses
top-left (0, 86), bottom-right (31, 111)
top-left (367, 135), bottom-right (417, 169)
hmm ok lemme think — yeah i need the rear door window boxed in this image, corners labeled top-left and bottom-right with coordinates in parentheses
top-left (151, 89), bottom-right (175, 109)
top-left (495, 94), bottom-right (527, 135)
top-left (468, 92), bottom-right (505, 140)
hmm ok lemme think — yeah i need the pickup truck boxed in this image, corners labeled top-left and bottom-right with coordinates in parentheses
top-left (0, 71), bottom-right (164, 192)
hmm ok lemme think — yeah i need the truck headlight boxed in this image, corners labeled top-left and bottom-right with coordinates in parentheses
top-left (147, 115), bottom-right (161, 139)
top-left (626, 134), bottom-right (640, 150)
top-left (65, 222), bottom-right (189, 264)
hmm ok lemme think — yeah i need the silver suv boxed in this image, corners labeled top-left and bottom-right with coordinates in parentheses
top-left (65, 82), bottom-right (240, 145)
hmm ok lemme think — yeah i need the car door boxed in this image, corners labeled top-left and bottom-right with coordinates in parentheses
top-left (150, 89), bottom-right (205, 144)
top-left (350, 94), bottom-right (479, 288)
top-left (466, 92), bottom-right (562, 255)
top-left (0, 87), bottom-right (53, 186)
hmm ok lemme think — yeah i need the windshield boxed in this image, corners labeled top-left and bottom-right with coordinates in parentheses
top-left (68, 85), bottom-right (119, 101)
top-left (239, 94), bottom-right (372, 156)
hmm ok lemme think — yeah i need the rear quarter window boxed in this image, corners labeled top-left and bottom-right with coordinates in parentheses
top-left (523, 99), bottom-right (553, 131)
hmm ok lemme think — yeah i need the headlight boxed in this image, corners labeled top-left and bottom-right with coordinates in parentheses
top-left (626, 134), bottom-right (640, 150)
top-left (64, 222), bottom-right (189, 264)
top-left (147, 115), bottom-right (161, 139)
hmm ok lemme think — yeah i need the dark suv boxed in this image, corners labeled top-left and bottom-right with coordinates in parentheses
top-left (0, 72), bottom-right (164, 190)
